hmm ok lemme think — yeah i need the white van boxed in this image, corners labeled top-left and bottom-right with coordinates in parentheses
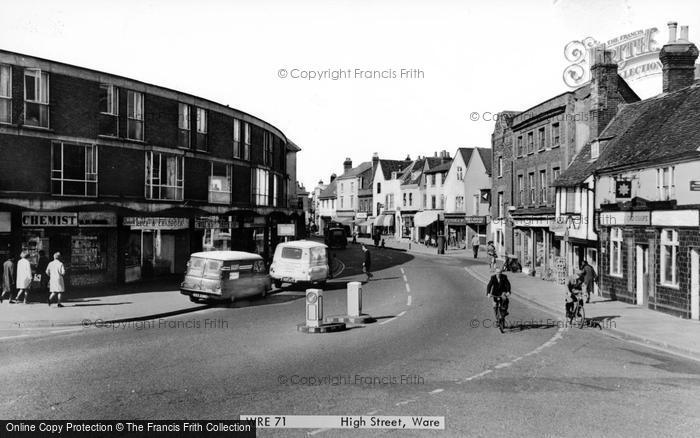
top-left (270, 240), bottom-right (331, 288)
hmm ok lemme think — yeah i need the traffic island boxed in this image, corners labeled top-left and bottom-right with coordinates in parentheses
top-left (296, 322), bottom-right (347, 333)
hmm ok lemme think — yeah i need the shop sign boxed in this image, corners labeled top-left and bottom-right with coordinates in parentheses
top-left (194, 217), bottom-right (234, 229)
top-left (599, 211), bottom-right (650, 227)
top-left (78, 212), bottom-right (117, 227)
top-left (512, 217), bottom-right (553, 228)
top-left (277, 223), bottom-right (296, 236)
top-left (549, 221), bottom-right (568, 236)
top-left (123, 217), bottom-right (189, 230)
top-left (0, 212), bottom-right (10, 232)
top-left (356, 212), bottom-right (368, 219)
top-left (465, 215), bottom-right (487, 225)
top-left (22, 212), bottom-right (78, 227)
top-left (690, 181), bottom-right (700, 191)
top-left (445, 217), bottom-right (467, 225)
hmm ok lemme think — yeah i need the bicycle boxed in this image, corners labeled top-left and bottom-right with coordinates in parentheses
top-left (567, 291), bottom-right (586, 329)
top-left (490, 294), bottom-right (508, 333)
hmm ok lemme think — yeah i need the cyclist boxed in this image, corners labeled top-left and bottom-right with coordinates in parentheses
top-left (565, 271), bottom-right (585, 318)
top-left (486, 266), bottom-right (511, 318)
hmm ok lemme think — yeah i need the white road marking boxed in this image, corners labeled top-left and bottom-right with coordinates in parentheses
top-left (429, 388), bottom-right (444, 395)
top-left (400, 268), bottom-right (405, 274)
top-left (397, 311), bottom-right (407, 317)
top-left (407, 296), bottom-right (412, 306)
top-left (395, 399), bottom-right (416, 406)
top-left (308, 428), bottom-right (329, 436)
top-left (494, 362), bottom-right (512, 369)
top-left (403, 275), bottom-right (408, 282)
top-left (379, 310), bottom-right (407, 326)
top-left (366, 410), bottom-right (378, 415)
top-left (405, 283), bottom-right (411, 293)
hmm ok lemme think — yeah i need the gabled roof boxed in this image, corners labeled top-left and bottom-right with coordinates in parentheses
top-left (377, 159), bottom-right (411, 180)
top-left (319, 179), bottom-right (337, 199)
top-left (358, 166), bottom-right (374, 190)
top-left (336, 161), bottom-right (373, 180)
top-left (554, 83), bottom-right (700, 186)
top-left (457, 148), bottom-right (474, 167)
top-left (424, 161), bottom-right (452, 174)
top-left (476, 148), bottom-right (492, 175)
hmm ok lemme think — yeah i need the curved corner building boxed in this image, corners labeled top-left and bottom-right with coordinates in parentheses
top-left (0, 50), bottom-right (302, 285)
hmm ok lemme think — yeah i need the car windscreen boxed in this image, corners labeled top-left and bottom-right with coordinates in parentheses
top-left (203, 259), bottom-right (223, 278)
top-left (310, 247), bottom-right (327, 266)
top-left (281, 247), bottom-right (303, 260)
top-left (187, 257), bottom-right (206, 276)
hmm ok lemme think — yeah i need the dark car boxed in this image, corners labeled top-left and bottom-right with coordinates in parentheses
top-left (325, 227), bottom-right (347, 249)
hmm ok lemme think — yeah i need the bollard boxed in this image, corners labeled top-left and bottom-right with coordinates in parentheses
top-left (305, 289), bottom-right (323, 328)
top-left (298, 289), bottom-right (346, 333)
top-left (347, 281), bottom-right (362, 317)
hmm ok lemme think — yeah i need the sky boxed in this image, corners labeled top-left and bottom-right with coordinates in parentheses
top-left (2, 0), bottom-right (700, 192)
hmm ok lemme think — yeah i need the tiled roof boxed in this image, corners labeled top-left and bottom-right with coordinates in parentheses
top-left (554, 83), bottom-right (700, 186)
top-left (476, 148), bottom-right (492, 175)
top-left (319, 179), bottom-right (337, 199)
top-left (424, 161), bottom-right (452, 174)
top-left (457, 148), bottom-right (474, 168)
top-left (379, 159), bottom-right (411, 180)
top-left (336, 161), bottom-right (373, 180)
top-left (358, 166), bottom-right (374, 189)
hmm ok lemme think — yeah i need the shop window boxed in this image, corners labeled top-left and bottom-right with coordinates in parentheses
top-left (127, 90), bottom-right (144, 141)
top-left (660, 229), bottom-right (679, 286)
top-left (24, 68), bottom-right (50, 128)
top-left (145, 151), bottom-right (184, 201)
top-left (98, 84), bottom-right (119, 137)
top-left (178, 103), bottom-right (191, 148)
top-left (51, 142), bottom-right (98, 197)
top-left (209, 162), bottom-right (232, 204)
top-left (196, 107), bottom-right (207, 151)
top-left (252, 168), bottom-right (270, 206)
top-left (0, 64), bottom-right (12, 124)
top-left (610, 227), bottom-right (622, 276)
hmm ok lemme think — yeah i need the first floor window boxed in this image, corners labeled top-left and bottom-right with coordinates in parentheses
top-left (528, 172), bottom-right (535, 204)
top-left (233, 118), bottom-right (242, 158)
top-left (518, 175), bottom-right (524, 206)
top-left (610, 227), bottom-right (622, 276)
top-left (178, 103), bottom-right (191, 148)
top-left (196, 108), bottom-right (207, 150)
top-left (145, 152), bottom-right (183, 200)
top-left (0, 64), bottom-right (10, 124)
top-left (252, 168), bottom-right (269, 206)
top-left (24, 68), bottom-right (50, 128)
top-left (273, 174), bottom-right (282, 207)
top-left (431, 195), bottom-right (436, 210)
top-left (99, 84), bottom-right (119, 137)
top-left (244, 122), bottom-right (251, 161)
top-left (540, 170), bottom-right (547, 203)
top-left (497, 192), bottom-right (504, 218)
top-left (409, 193), bottom-right (413, 206)
top-left (127, 90), bottom-right (144, 141)
top-left (456, 196), bottom-right (464, 211)
top-left (209, 162), bottom-right (231, 204)
top-left (51, 142), bottom-right (98, 197)
top-left (660, 229), bottom-right (679, 286)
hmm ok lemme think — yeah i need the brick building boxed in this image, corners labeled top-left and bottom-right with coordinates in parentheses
top-left (0, 50), bottom-right (301, 286)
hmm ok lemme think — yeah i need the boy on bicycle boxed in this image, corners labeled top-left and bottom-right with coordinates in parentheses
top-left (487, 266), bottom-right (511, 317)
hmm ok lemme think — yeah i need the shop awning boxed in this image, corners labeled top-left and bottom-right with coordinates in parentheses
top-left (414, 210), bottom-right (439, 227)
top-left (374, 215), bottom-right (386, 226)
top-left (382, 215), bottom-right (394, 227)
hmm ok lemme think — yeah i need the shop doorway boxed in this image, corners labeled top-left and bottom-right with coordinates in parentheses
top-left (636, 244), bottom-right (649, 306)
top-left (691, 248), bottom-right (699, 320)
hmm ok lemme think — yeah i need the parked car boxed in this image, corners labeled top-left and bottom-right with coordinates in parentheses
top-left (180, 251), bottom-right (272, 303)
top-left (270, 240), bottom-right (331, 289)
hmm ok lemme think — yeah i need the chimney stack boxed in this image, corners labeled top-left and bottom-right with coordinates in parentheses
top-left (659, 22), bottom-right (699, 93)
top-left (330, 173), bottom-right (337, 183)
top-left (589, 47), bottom-right (620, 140)
top-left (343, 157), bottom-right (352, 173)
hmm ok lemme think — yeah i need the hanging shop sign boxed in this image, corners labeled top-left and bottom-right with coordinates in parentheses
top-left (78, 212), bottom-right (117, 227)
top-left (22, 212), bottom-right (78, 227)
top-left (465, 216), bottom-right (487, 225)
top-left (123, 217), bottom-right (189, 230)
top-left (356, 212), bottom-right (368, 220)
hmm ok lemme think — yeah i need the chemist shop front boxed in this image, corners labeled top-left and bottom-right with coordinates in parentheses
top-left (20, 211), bottom-right (118, 287)
top-left (122, 216), bottom-right (192, 283)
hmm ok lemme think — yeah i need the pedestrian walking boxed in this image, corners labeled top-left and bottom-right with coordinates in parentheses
top-left (37, 250), bottom-right (50, 296)
top-left (361, 244), bottom-right (373, 281)
top-left (15, 250), bottom-right (32, 304)
top-left (373, 233), bottom-right (380, 248)
top-left (580, 260), bottom-right (597, 303)
top-left (486, 241), bottom-right (497, 271)
top-left (46, 252), bottom-right (66, 307)
top-left (471, 235), bottom-right (480, 258)
top-left (1, 253), bottom-right (15, 303)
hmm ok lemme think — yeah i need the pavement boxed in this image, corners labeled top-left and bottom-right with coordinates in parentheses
top-left (0, 277), bottom-right (206, 329)
top-left (361, 234), bottom-right (700, 362)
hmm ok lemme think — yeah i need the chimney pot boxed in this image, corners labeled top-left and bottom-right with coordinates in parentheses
top-left (668, 21), bottom-right (678, 43)
top-left (434, 151), bottom-right (438, 157)
top-left (680, 25), bottom-right (689, 42)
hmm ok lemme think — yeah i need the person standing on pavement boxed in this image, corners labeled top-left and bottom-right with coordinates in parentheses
top-left (486, 241), bottom-right (497, 271)
top-left (580, 260), bottom-right (597, 303)
top-left (46, 252), bottom-right (66, 307)
top-left (362, 244), bottom-right (373, 281)
top-left (37, 250), bottom-right (50, 296)
top-left (471, 234), bottom-right (480, 258)
top-left (15, 250), bottom-right (32, 304)
top-left (1, 253), bottom-right (15, 303)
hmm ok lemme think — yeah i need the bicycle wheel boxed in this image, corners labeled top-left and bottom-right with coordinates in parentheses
top-left (577, 305), bottom-right (586, 329)
top-left (498, 315), bottom-right (505, 333)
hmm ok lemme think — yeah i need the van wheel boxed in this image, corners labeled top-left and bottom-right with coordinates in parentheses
top-left (189, 296), bottom-right (200, 303)
top-left (274, 280), bottom-right (282, 289)
top-left (261, 286), bottom-right (268, 298)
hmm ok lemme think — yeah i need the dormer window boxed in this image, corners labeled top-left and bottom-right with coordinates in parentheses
top-left (591, 140), bottom-right (600, 160)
